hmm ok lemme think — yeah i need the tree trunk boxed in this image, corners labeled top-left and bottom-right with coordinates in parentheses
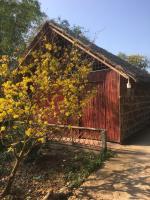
top-left (1, 157), bottom-right (21, 197)
top-left (1, 141), bottom-right (27, 198)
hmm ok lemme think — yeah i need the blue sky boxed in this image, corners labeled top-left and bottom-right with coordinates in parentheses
top-left (39, 0), bottom-right (150, 58)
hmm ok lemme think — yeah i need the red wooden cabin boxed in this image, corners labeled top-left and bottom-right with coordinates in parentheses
top-left (23, 21), bottom-right (150, 143)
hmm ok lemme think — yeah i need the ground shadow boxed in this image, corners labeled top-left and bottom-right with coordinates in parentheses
top-left (123, 126), bottom-right (150, 146)
top-left (72, 149), bottom-right (150, 200)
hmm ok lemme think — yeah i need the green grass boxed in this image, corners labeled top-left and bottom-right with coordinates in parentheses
top-left (0, 151), bottom-right (12, 177)
top-left (65, 150), bottom-right (114, 188)
top-left (0, 141), bottom-right (114, 198)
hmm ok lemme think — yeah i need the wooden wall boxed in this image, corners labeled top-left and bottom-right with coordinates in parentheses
top-left (81, 69), bottom-right (120, 142)
top-left (24, 25), bottom-right (121, 142)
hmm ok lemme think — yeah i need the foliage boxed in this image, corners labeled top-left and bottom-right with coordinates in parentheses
top-left (0, 142), bottom-right (112, 199)
top-left (52, 17), bottom-right (90, 43)
top-left (65, 150), bottom-right (113, 188)
top-left (0, 38), bottom-right (92, 196)
top-left (0, 151), bottom-right (12, 176)
top-left (0, 0), bottom-right (46, 56)
top-left (118, 52), bottom-right (150, 70)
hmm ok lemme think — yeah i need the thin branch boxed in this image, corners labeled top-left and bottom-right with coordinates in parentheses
top-left (13, 148), bottom-right (19, 160)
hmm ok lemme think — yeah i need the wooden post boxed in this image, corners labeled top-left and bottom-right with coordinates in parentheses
top-left (101, 130), bottom-right (107, 154)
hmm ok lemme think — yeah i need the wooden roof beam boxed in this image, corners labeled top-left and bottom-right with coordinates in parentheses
top-left (50, 26), bottom-right (130, 80)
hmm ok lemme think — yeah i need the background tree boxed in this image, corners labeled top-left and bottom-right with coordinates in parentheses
top-left (118, 52), bottom-right (150, 71)
top-left (0, 38), bottom-right (92, 197)
top-left (52, 17), bottom-right (90, 43)
top-left (0, 0), bottom-right (46, 56)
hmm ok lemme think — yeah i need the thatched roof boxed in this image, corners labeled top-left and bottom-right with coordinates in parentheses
top-left (23, 21), bottom-right (150, 82)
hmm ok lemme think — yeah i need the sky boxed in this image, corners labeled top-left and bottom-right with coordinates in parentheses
top-left (38, 0), bottom-right (150, 58)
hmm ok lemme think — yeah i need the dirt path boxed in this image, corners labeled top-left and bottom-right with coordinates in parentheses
top-left (69, 129), bottom-right (150, 200)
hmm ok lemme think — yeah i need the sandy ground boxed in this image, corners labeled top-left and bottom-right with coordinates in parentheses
top-left (69, 128), bottom-right (150, 200)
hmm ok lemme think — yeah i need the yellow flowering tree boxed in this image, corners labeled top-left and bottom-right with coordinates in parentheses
top-left (0, 40), bottom-right (92, 197)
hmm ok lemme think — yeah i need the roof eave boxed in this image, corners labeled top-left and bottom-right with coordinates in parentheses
top-left (22, 21), bottom-right (150, 83)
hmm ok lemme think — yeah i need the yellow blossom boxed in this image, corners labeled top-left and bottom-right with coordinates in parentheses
top-left (13, 114), bottom-right (19, 119)
top-left (45, 43), bottom-right (52, 51)
top-left (44, 121), bottom-right (48, 125)
top-left (25, 128), bottom-right (33, 137)
top-left (1, 126), bottom-right (6, 131)
top-left (37, 138), bottom-right (45, 143)
top-left (30, 85), bottom-right (35, 92)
